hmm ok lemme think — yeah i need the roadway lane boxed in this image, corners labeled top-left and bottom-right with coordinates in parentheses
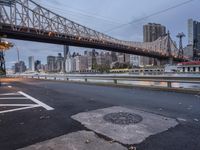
top-left (0, 78), bottom-right (200, 150)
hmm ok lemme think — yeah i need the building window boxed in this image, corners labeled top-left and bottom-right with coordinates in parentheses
top-left (193, 67), bottom-right (196, 72)
top-left (188, 67), bottom-right (190, 72)
top-left (183, 67), bottom-right (185, 72)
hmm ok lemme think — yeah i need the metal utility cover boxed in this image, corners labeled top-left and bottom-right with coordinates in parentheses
top-left (72, 106), bottom-right (178, 145)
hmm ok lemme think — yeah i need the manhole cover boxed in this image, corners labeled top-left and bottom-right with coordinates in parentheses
top-left (103, 112), bottom-right (143, 125)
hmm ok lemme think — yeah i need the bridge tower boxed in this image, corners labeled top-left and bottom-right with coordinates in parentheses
top-left (176, 32), bottom-right (185, 58)
top-left (166, 31), bottom-right (173, 65)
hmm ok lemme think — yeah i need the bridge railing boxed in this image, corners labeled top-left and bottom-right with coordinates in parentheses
top-left (8, 74), bottom-right (200, 90)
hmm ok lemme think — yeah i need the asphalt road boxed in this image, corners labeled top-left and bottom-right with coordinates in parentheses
top-left (0, 78), bottom-right (200, 150)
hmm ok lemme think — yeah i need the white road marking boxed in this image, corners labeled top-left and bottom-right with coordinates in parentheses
top-left (18, 91), bottom-right (54, 111)
top-left (0, 104), bottom-right (39, 107)
top-left (177, 118), bottom-right (187, 122)
top-left (0, 105), bottom-right (40, 114)
top-left (8, 86), bottom-right (12, 88)
top-left (0, 93), bottom-right (21, 96)
top-left (0, 97), bottom-right (29, 100)
top-left (0, 91), bottom-right (54, 114)
top-left (2, 83), bottom-right (8, 85)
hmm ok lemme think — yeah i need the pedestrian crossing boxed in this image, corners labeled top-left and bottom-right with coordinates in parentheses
top-left (0, 91), bottom-right (54, 114)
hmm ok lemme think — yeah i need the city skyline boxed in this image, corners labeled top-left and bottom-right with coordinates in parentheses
top-left (1, 1), bottom-right (200, 149)
top-left (4, 0), bottom-right (200, 68)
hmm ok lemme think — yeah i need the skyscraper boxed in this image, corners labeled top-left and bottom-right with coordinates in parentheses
top-left (63, 45), bottom-right (69, 72)
top-left (64, 45), bottom-right (69, 59)
top-left (14, 61), bottom-right (26, 73)
top-left (143, 23), bottom-right (166, 42)
top-left (56, 53), bottom-right (64, 72)
top-left (28, 56), bottom-right (34, 71)
top-left (34, 60), bottom-right (41, 72)
top-left (188, 19), bottom-right (200, 50)
top-left (47, 56), bottom-right (56, 72)
top-left (142, 23), bottom-right (166, 66)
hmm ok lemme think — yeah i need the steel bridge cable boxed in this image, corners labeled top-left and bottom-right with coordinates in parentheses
top-left (44, 7), bottom-right (119, 27)
top-left (34, 1), bottom-right (123, 26)
top-left (105, 0), bottom-right (195, 33)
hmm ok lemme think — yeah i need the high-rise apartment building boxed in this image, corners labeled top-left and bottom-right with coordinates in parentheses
top-left (28, 56), bottom-right (34, 71)
top-left (130, 55), bottom-right (140, 67)
top-left (188, 19), bottom-right (200, 50)
top-left (142, 23), bottom-right (166, 66)
top-left (14, 61), bottom-right (26, 73)
top-left (56, 53), bottom-right (64, 72)
top-left (47, 56), bottom-right (56, 72)
top-left (75, 56), bottom-right (88, 72)
top-left (64, 45), bottom-right (69, 59)
top-left (143, 23), bottom-right (166, 42)
top-left (63, 45), bottom-right (69, 72)
top-left (34, 60), bottom-right (41, 72)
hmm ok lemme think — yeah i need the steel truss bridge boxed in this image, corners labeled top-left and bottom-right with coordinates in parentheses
top-left (0, 0), bottom-right (187, 61)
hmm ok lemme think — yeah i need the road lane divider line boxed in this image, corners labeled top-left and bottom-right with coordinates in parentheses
top-left (0, 97), bottom-right (29, 100)
top-left (0, 93), bottom-right (21, 96)
top-left (18, 91), bottom-right (54, 111)
top-left (0, 104), bottom-right (39, 107)
top-left (0, 105), bottom-right (40, 114)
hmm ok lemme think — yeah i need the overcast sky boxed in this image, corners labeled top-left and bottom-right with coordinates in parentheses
top-left (5, 0), bottom-right (200, 68)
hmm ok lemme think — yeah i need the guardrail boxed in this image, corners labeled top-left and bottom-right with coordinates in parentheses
top-left (8, 74), bottom-right (200, 90)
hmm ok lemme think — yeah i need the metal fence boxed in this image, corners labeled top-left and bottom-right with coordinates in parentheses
top-left (9, 74), bottom-right (200, 90)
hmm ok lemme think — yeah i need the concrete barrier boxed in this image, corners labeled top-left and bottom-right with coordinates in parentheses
top-left (7, 74), bottom-right (200, 91)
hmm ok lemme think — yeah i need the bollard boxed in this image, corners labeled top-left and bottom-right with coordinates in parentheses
top-left (85, 78), bottom-right (87, 82)
top-left (167, 81), bottom-right (172, 88)
top-left (114, 79), bottom-right (117, 84)
top-left (66, 77), bottom-right (69, 81)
